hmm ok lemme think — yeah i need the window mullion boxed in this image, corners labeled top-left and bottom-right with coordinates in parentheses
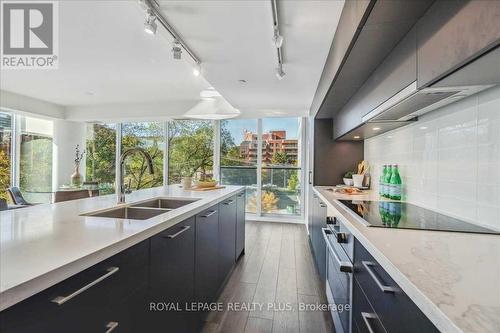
top-left (115, 123), bottom-right (122, 200)
top-left (213, 120), bottom-right (220, 182)
top-left (163, 121), bottom-right (169, 186)
top-left (256, 118), bottom-right (263, 217)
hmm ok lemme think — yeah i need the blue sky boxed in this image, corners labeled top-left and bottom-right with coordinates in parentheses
top-left (224, 118), bottom-right (301, 144)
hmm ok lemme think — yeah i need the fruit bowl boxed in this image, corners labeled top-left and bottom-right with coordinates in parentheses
top-left (196, 180), bottom-right (218, 188)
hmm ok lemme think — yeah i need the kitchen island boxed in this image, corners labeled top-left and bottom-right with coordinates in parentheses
top-left (0, 185), bottom-right (246, 332)
top-left (314, 186), bottom-right (500, 333)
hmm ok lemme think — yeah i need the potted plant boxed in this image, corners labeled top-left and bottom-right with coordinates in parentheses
top-left (71, 145), bottom-right (85, 186)
top-left (343, 171), bottom-right (354, 186)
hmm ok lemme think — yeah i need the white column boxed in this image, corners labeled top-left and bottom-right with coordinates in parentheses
top-left (52, 119), bottom-right (86, 189)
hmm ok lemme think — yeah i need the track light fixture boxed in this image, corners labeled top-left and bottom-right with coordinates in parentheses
top-left (272, 26), bottom-right (283, 48)
top-left (144, 9), bottom-right (157, 35)
top-left (275, 64), bottom-right (285, 80)
top-left (172, 40), bottom-right (182, 60)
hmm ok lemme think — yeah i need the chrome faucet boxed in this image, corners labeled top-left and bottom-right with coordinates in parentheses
top-left (118, 148), bottom-right (154, 204)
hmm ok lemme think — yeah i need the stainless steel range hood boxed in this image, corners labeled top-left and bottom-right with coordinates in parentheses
top-left (361, 82), bottom-right (493, 123)
top-left (362, 46), bottom-right (500, 123)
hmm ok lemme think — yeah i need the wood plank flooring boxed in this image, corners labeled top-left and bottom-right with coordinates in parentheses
top-left (202, 221), bottom-right (334, 333)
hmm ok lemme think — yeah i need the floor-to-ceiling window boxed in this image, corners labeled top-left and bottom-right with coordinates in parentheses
top-left (168, 120), bottom-right (214, 184)
top-left (220, 119), bottom-right (258, 213)
top-left (0, 112), bottom-right (12, 201)
top-left (86, 123), bottom-right (117, 194)
top-left (260, 118), bottom-right (302, 216)
top-left (121, 122), bottom-right (164, 190)
top-left (219, 117), bottom-right (304, 219)
top-left (19, 116), bottom-right (53, 203)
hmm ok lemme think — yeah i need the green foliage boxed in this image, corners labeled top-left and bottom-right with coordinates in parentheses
top-left (19, 135), bottom-right (52, 192)
top-left (86, 124), bottom-right (116, 193)
top-left (0, 150), bottom-right (10, 201)
top-left (344, 171), bottom-right (354, 178)
top-left (271, 151), bottom-right (289, 165)
top-left (168, 120), bottom-right (214, 184)
top-left (287, 172), bottom-right (299, 191)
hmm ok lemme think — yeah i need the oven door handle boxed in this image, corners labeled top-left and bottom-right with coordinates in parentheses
top-left (322, 228), bottom-right (353, 273)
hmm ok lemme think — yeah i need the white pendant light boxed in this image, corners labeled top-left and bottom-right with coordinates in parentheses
top-left (184, 92), bottom-right (240, 120)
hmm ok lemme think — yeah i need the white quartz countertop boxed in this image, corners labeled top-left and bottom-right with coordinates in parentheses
top-left (314, 186), bottom-right (500, 333)
top-left (0, 185), bottom-right (244, 311)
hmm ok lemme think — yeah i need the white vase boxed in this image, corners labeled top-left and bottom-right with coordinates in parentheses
top-left (352, 174), bottom-right (364, 187)
top-left (182, 177), bottom-right (193, 189)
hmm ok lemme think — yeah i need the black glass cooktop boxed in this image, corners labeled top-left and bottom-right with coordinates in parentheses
top-left (339, 200), bottom-right (500, 235)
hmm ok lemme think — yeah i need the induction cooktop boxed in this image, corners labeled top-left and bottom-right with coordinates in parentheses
top-left (339, 200), bottom-right (500, 235)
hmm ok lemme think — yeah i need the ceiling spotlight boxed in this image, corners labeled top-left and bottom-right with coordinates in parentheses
top-left (272, 27), bottom-right (283, 48)
top-left (372, 127), bottom-right (381, 131)
top-left (172, 40), bottom-right (182, 60)
top-left (275, 65), bottom-right (285, 80)
top-left (353, 136), bottom-right (360, 139)
top-left (193, 63), bottom-right (201, 76)
top-left (144, 10), bottom-right (157, 35)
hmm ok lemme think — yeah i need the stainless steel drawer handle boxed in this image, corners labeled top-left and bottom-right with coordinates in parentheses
top-left (51, 267), bottom-right (119, 305)
top-left (165, 225), bottom-right (191, 239)
top-left (322, 228), bottom-right (353, 273)
top-left (319, 203), bottom-right (327, 208)
top-left (362, 261), bottom-right (397, 293)
top-left (201, 210), bottom-right (217, 218)
top-left (105, 321), bottom-right (119, 333)
top-left (223, 199), bottom-right (234, 205)
top-left (361, 312), bottom-right (378, 333)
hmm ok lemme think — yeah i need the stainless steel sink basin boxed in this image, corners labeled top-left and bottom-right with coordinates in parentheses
top-left (81, 197), bottom-right (200, 220)
top-left (82, 207), bottom-right (169, 220)
top-left (130, 198), bottom-right (199, 209)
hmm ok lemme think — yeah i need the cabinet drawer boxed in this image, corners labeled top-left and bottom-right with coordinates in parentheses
top-left (354, 240), bottom-right (438, 333)
top-left (0, 240), bottom-right (149, 333)
top-left (352, 279), bottom-right (387, 333)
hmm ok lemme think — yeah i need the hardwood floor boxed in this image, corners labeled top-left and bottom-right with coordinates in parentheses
top-left (202, 221), bottom-right (334, 333)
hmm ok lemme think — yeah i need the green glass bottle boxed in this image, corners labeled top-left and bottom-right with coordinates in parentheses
top-left (389, 164), bottom-right (402, 200)
top-left (383, 165), bottom-right (392, 198)
top-left (379, 165), bottom-right (387, 197)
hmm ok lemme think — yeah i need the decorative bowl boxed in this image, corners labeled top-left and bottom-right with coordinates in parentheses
top-left (343, 178), bottom-right (354, 186)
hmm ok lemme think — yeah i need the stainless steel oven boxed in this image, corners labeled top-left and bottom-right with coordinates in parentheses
top-left (322, 217), bottom-right (353, 333)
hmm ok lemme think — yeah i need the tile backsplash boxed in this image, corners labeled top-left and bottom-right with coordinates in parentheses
top-left (365, 85), bottom-right (500, 230)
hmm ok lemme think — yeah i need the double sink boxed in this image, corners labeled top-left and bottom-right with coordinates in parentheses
top-left (82, 198), bottom-right (200, 220)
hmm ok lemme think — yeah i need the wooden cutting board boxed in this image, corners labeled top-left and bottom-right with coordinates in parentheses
top-left (188, 186), bottom-right (226, 191)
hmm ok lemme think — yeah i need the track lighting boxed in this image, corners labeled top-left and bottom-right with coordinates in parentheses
top-left (275, 65), bottom-right (285, 80)
top-left (272, 27), bottom-right (283, 48)
top-left (193, 63), bottom-right (201, 76)
top-left (144, 9), bottom-right (157, 35)
top-left (172, 40), bottom-right (182, 60)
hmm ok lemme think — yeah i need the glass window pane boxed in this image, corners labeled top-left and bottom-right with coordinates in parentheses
top-left (19, 116), bottom-right (53, 204)
top-left (168, 120), bottom-right (214, 184)
top-left (262, 117), bottom-right (301, 167)
top-left (86, 123), bottom-right (117, 194)
top-left (220, 119), bottom-right (258, 214)
top-left (0, 112), bottom-right (12, 201)
top-left (261, 118), bottom-right (302, 216)
top-left (121, 122), bottom-right (164, 189)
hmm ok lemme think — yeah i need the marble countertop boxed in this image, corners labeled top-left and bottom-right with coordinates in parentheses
top-left (0, 185), bottom-right (243, 311)
top-left (314, 186), bottom-right (500, 333)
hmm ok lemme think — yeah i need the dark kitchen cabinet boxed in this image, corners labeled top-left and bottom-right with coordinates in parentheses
top-left (333, 27), bottom-right (417, 139)
top-left (148, 217), bottom-right (196, 332)
top-left (311, 194), bottom-right (327, 282)
top-left (416, 0), bottom-right (500, 88)
top-left (235, 190), bottom-right (246, 259)
top-left (0, 240), bottom-right (149, 333)
top-left (195, 206), bottom-right (219, 306)
top-left (353, 239), bottom-right (439, 333)
top-left (218, 196), bottom-right (237, 286)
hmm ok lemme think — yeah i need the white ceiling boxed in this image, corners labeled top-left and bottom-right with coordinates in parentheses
top-left (0, 0), bottom-right (344, 119)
